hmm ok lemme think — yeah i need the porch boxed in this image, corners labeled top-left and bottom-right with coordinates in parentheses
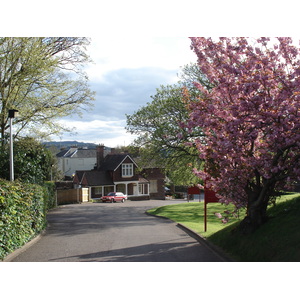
top-left (90, 181), bottom-right (150, 200)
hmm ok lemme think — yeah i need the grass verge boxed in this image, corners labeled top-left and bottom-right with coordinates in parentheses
top-left (147, 193), bottom-right (300, 261)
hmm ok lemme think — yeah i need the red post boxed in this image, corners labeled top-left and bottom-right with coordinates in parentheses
top-left (204, 201), bottom-right (207, 232)
top-left (204, 187), bottom-right (219, 232)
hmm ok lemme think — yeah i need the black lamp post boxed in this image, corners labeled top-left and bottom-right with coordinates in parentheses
top-left (8, 109), bottom-right (19, 181)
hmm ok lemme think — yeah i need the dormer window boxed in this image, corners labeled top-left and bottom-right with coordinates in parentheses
top-left (122, 163), bottom-right (133, 177)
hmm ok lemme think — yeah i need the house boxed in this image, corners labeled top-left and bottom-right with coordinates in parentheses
top-left (56, 147), bottom-right (97, 178)
top-left (140, 167), bottom-right (165, 200)
top-left (73, 145), bottom-right (165, 200)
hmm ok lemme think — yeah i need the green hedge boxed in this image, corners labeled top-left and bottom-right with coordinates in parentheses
top-left (0, 179), bottom-right (56, 260)
top-left (43, 181), bottom-right (56, 211)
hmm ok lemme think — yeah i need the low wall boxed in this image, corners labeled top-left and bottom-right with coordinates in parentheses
top-left (127, 195), bottom-right (150, 201)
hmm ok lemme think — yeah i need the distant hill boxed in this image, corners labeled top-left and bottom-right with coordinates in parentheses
top-left (44, 141), bottom-right (98, 153)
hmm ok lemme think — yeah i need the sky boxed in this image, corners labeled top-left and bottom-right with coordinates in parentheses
top-left (53, 37), bottom-right (197, 147)
top-left (4, 1), bottom-right (296, 149)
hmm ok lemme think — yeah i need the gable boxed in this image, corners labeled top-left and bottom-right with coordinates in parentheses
top-left (113, 155), bottom-right (138, 171)
top-left (73, 170), bottom-right (85, 184)
top-left (99, 154), bottom-right (138, 171)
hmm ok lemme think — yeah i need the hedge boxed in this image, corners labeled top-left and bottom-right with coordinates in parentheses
top-left (0, 179), bottom-right (56, 260)
top-left (43, 181), bottom-right (56, 211)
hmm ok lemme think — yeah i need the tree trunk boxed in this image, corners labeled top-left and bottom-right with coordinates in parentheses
top-left (239, 203), bottom-right (268, 234)
top-left (238, 185), bottom-right (271, 234)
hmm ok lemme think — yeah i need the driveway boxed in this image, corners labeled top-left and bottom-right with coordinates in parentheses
top-left (8, 199), bottom-right (225, 262)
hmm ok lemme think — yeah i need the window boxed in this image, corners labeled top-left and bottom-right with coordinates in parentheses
top-left (116, 184), bottom-right (126, 194)
top-left (150, 180), bottom-right (158, 193)
top-left (139, 184), bottom-right (148, 195)
top-left (139, 184), bottom-right (144, 194)
top-left (94, 187), bottom-right (102, 194)
top-left (122, 163), bottom-right (133, 177)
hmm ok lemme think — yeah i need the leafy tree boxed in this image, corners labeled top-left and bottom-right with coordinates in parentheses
top-left (126, 64), bottom-right (208, 185)
top-left (187, 37), bottom-right (300, 233)
top-left (0, 137), bottom-right (59, 184)
top-left (0, 37), bottom-right (95, 145)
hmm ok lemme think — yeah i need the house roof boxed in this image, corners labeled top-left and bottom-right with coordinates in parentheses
top-left (98, 154), bottom-right (137, 171)
top-left (75, 170), bottom-right (86, 183)
top-left (138, 175), bottom-right (149, 183)
top-left (56, 149), bottom-right (70, 157)
top-left (74, 170), bottom-right (114, 186)
top-left (71, 149), bottom-right (96, 158)
top-left (56, 148), bottom-right (96, 158)
top-left (73, 153), bottom-right (145, 187)
top-left (84, 170), bottom-right (113, 186)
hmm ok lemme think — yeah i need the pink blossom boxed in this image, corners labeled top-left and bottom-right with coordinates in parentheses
top-left (222, 218), bottom-right (229, 224)
top-left (215, 212), bottom-right (223, 218)
top-left (187, 37), bottom-right (300, 213)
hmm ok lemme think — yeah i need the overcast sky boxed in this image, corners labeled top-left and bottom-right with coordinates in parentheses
top-left (53, 36), bottom-right (197, 147)
top-left (5, 1), bottom-right (294, 149)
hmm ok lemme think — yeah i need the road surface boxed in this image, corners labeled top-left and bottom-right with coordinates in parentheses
top-left (8, 199), bottom-right (224, 262)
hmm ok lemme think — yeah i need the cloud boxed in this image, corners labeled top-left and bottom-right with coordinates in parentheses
top-left (85, 37), bottom-right (196, 81)
top-left (56, 67), bottom-right (177, 146)
top-left (90, 67), bottom-right (179, 119)
top-left (53, 37), bottom-right (197, 147)
top-left (66, 66), bottom-right (180, 124)
top-left (54, 119), bottom-right (136, 147)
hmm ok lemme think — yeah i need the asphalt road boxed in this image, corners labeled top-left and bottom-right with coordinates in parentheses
top-left (8, 199), bottom-right (224, 262)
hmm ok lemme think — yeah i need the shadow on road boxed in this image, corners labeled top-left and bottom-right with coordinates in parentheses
top-left (47, 238), bottom-right (221, 262)
top-left (46, 203), bottom-right (174, 237)
top-left (9, 201), bottom-right (224, 262)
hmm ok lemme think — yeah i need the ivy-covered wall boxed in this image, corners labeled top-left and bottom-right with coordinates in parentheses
top-left (0, 180), bottom-right (56, 260)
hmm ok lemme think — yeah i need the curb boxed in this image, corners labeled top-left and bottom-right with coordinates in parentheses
top-left (145, 211), bottom-right (235, 262)
top-left (1, 206), bottom-right (63, 262)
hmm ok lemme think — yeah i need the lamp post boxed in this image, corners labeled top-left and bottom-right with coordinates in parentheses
top-left (8, 109), bottom-right (19, 181)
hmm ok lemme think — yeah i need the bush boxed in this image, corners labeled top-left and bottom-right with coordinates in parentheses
top-left (0, 179), bottom-right (54, 260)
top-left (0, 137), bottom-right (57, 184)
top-left (43, 181), bottom-right (56, 211)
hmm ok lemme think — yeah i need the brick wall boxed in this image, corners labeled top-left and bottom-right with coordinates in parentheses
top-left (142, 168), bottom-right (165, 200)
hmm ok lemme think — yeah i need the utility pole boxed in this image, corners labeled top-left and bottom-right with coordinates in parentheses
top-left (8, 109), bottom-right (19, 181)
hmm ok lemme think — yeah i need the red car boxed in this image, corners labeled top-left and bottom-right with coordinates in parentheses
top-left (101, 192), bottom-right (127, 203)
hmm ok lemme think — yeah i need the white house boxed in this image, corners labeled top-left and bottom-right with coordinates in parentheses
top-left (56, 147), bottom-right (97, 178)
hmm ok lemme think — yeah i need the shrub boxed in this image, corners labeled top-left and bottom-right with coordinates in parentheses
top-left (0, 179), bottom-right (53, 260)
top-left (43, 181), bottom-right (56, 211)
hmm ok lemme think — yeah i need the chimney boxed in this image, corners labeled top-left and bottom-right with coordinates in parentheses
top-left (96, 145), bottom-right (105, 169)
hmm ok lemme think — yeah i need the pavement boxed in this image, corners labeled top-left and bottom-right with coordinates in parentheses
top-left (3, 199), bottom-right (233, 262)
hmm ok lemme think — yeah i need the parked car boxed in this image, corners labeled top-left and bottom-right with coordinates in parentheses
top-left (101, 192), bottom-right (127, 203)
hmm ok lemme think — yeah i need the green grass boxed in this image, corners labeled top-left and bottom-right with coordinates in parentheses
top-left (147, 201), bottom-right (246, 237)
top-left (147, 193), bottom-right (300, 261)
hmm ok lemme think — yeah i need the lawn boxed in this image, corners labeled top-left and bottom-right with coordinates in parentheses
top-left (147, 193), bottom-right (300, 261)
top-left (147, 200), bottom-right (246, 238)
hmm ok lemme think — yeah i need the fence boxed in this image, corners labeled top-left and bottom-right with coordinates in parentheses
top-left (56, 188), bottom-right (89, 205)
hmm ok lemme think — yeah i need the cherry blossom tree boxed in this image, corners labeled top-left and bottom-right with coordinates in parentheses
top-left (186, 37), bottom-right (300, 234)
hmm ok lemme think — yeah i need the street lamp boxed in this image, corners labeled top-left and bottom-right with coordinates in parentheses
top-left (8, 109), bottom-right (19, 181)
